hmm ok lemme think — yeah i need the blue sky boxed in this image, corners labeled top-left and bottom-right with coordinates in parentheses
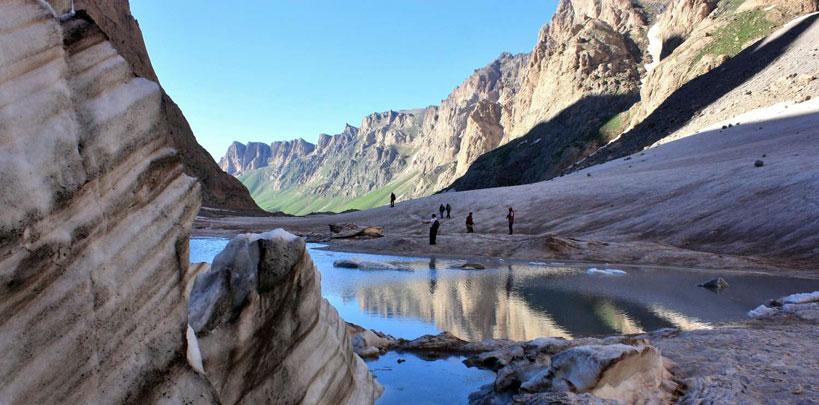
top-left (131, 1), bottom-right (557, 160)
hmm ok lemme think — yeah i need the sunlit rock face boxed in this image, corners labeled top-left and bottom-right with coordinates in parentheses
top-left (0, 2), bottom-right (204, 403)
top-left (188, 230), bottom-right (382, 404)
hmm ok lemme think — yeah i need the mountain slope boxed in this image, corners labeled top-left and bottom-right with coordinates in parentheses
top-left (456, 0), bottom-right (817, 189)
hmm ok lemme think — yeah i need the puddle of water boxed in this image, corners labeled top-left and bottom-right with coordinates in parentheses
top-left (189, 238), bottom-right (819, 403)
top-left (366, 352), bottom-right (493, 405)
top-left (189, 237), bottom-right (229, 264)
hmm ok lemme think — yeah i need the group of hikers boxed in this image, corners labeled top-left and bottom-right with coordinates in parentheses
top-left (388, 192), bottom-right (516, 245)
top-left (429, 206), bottom-right (515, 245)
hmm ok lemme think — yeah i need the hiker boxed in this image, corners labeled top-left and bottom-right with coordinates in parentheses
top-left (465, 212), bottom-right (475, 233)
top-left (390, 192), bottom-right (396, 208)
top-left (445, 203), bottom-right (452, 219)
top-left (506, 207), bottom-right (515, 235)
top-left (439, 204), bottom-right (446, 219)
top-left (429, 214), bottom-right (440, 245)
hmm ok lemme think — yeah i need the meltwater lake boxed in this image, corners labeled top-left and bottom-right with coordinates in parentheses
top-left (190, 237), bottom-right (819, 404)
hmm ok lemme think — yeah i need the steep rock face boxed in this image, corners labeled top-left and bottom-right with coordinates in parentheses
top-left (0, 3), bottom-right (206, 403)
top-left (220, 142), bottom-right (272, 176)
top-left (503, 0), bottom-right (654, 140)
top-left (406, 52), bottom-right (528, 194)
top-left (454, 100), bottom-right (505, 178)
top-left (575, 1), bottom-right (819, 169)
top-left (74, 0), bottom-right (262, 213)
top-left (449, 0), bottom-right (652, 190)
top-left (188, 230), bottom-right (382, 404)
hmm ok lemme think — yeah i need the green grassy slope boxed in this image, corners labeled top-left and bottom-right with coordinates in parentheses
top-left (239, 170), bottom-right (419, 215)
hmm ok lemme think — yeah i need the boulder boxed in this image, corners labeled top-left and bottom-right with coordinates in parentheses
top-left (347, 323), bottom-right (397, 358)
top-left (698, 277), bottom-right (729, 290)
top-left (521, 343), bottom-right (676, 404)
top-left (399, 332), bottom-right (470, 353)
top-left (525, 337), bottom-right (573, 355)
top-left (464, 346), bottom-right (525, 370)
top-left (188, 230), bottom-right (382, 404)
top-left (329, 223), bottom-right (385, 239)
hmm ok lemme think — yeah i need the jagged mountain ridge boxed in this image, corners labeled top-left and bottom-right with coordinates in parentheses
top-left (221, 52), bottom-right (529, 214)
top-left (222, 0), bottom-right (817, 214)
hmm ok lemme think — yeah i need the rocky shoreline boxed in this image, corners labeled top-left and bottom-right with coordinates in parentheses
top-left (348, 292), bottom-right (819, 404)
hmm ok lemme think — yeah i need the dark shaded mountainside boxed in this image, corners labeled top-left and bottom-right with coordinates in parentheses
top-left (452, 2), bottom-right (817, 190)
top-left (221, 0), bottom-right (818, 214)
top-left (75, 0), bottom-right (263, 214)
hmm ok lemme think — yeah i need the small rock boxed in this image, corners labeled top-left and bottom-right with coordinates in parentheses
top-left (698, 277), bottom-right (729, 290)
top-left (333, 259), bottom-right (412, 271)
top-left (397, 358), bottom-right (406, 364)
top-left (329, 223), bottom-right (384, 239)
top-left (587, 173), bottom-right (592, 177)
top-left (451, 263), bottom-right (486, 270)
top-left (754, 160), bottom-right (764, 167)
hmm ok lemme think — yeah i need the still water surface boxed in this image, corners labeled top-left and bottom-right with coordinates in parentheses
top-left (190, 237), bottom-right (819, 403)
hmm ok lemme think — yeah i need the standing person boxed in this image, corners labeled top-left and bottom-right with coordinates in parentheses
top-left (506, 207), bottom-right (515, 235)
top-left (445, 203), bottom-right (452, 219)
top-left (439, 204), bottom-right (446, 219)
top-left (390, 192), bottom-right (396, 208)
top-left (465, 212), bottom-right (475, 233)
top-left (429, 214), bottom-right (440, 245)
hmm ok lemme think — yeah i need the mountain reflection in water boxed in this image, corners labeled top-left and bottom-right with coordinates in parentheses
top-left (189, 239), bottom-right (819, 341)
top-left (311, 248), bottom-right (819, 341)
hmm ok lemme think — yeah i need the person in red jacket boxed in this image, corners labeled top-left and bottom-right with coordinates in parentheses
top-left (465, 212), bottom-right (475, 233)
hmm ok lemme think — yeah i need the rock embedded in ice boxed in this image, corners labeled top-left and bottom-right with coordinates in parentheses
top-left (587, 268), bottom-right (627, 276)
top-left (778, 291), bottom-right (819, 305)
top-left (748, 304), bottom-right (778, 318)
top-left (333, 259), bottom-right (413, 271)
